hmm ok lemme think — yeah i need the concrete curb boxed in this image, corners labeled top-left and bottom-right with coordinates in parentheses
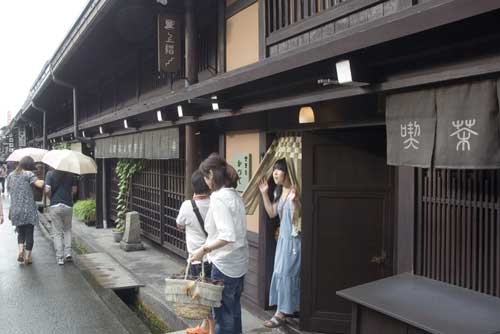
top-left (38, 214), bottom-right (152, 334)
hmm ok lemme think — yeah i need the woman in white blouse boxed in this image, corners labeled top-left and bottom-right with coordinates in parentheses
top-left (190, 153), bottom-right (249, 334)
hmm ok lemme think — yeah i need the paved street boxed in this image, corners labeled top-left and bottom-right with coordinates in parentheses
top-left (0, 196), bottom-right (131, 334)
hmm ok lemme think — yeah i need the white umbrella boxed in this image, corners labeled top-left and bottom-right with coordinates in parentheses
top-left (42, 149), bottom-right (97, 175)
top-left (7, 147), bottom-right (48, 162)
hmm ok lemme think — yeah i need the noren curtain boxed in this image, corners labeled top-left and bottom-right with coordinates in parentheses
top-left (242, 135), bottom-right (302, 234)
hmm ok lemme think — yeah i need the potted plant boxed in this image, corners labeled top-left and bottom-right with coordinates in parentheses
top-left (113, 159), bottom-right (143, 243)
top-left (73, 199), bottom-right (96, 226)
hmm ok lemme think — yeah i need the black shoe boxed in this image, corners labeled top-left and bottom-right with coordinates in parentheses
top-left (65, 255), bottom-right (73, 262)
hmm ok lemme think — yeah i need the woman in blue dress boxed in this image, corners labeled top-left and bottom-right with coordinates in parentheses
top-left (259, 159), bottom-right (301, 328)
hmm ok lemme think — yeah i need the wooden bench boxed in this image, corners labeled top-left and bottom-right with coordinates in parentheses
top-left (337, 273), bottom-right (500, 334)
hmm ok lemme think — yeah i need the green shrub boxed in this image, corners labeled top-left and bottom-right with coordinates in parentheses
top-left (74, 199), bottom-right (96, 222)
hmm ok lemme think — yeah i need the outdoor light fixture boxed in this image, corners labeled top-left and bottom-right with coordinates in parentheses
top-left (336, 60), bottom-right (352, 84)
top-left (211, 96), bottom-right (219, 111)
top-left (123, 119), bottom-right (139, 129)
top-left (335, 59), bottom-right (371, 86)
top-left (82, 131), bottom-right (86, 138)
top-left (157, 110), bottom-right (164, 122)
top-left (177, 105), bottom-right (183, 118)
top-left (299, 106), bottom-right (315, 124)
top-left (99, 126), bottom-right (104, 135)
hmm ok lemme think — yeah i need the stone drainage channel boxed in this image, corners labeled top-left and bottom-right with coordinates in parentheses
top-left (72, 239), bottom-right (171, 334)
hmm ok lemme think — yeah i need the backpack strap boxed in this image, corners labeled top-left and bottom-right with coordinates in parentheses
top-left (191, 199), bottom-right (208, 237)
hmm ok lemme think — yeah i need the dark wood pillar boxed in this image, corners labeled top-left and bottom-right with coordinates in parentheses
top-left (42, 112), bottom-right (47, 149)
top-left (185, 0), bottom-right (198, 85)
top-left (258, 0), bottom-right (266, 59)
top-left (217, 0), bottom-right (226, 73)
top-left (184, 0), bottom-right (199, 199)
top-left (185, 125), bottom-right (196, 199)
top-left (396, 166), bottom-right (415, 274)
top-left (101, 159), bottom-right (108, 229)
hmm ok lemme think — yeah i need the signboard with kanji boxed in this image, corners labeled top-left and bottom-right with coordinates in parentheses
top-left (18, 126), bottom-right (26, 147)
top-left (157, 14), bottom-right (181, 73)
top-left (231, 154), bottom-right (252, 192)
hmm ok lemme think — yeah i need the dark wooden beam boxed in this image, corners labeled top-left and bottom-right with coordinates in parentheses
top-left (217, 0), bottom-right (226, 73)
top-left (258, 0), bottom-right (266, 59)
top-left (184, 124), bottom-right (196, 199)
top-left (73, 48), bottom-right (500, 136)
top-left (226, 0), bottom-right (258, 19)
top-left (266, 0), bottom-right (385, 46)
top-left (185, 0), bottom-right (198, 85)
top-left (188, 0), bottom-right (500, 98)
top-left (396, 166), bottom-right (415, 274)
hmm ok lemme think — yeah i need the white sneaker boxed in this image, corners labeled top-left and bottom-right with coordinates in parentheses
top-left (57, 258), bottom-right (64, 265)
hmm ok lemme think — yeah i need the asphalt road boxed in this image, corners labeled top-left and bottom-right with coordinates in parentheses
top-left (0, 196), bottom-right (131, 334)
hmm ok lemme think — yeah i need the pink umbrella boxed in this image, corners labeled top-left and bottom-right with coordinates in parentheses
top-left (6, 147), bottom-right (48, 162)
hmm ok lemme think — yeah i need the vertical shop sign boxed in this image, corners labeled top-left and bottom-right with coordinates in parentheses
top-left (18, 126), bottom-right (26, 147)
top-left (8, 135), bottom-right (14, 152)
top-left (157, 14), bottom-right (181, 73)
top-left (231, 154), bottom-right (252, 192)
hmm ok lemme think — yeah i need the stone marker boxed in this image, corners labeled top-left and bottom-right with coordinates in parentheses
top-left (120, 211), bottom-right (145, 251)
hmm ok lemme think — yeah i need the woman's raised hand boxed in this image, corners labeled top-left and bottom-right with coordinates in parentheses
top-left (259, 178), bottom-right (269, 194)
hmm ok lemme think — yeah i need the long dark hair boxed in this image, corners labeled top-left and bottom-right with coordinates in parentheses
top-left (272, 159), bottom-right (288, 203)
top-left (199, 153), bottom-right (239, 191)
top-left (15, 156), bottom-right (35, 174)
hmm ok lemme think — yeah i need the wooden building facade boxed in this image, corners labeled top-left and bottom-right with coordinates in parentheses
top-left (8, 0), bottom-right (500, 332)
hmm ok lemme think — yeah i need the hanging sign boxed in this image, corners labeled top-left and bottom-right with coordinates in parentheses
top-left (434, 80), bottom-right (500, 169)
top-left (231, 154), bottom-right (252, 192)
top-left (386, 89), bottom-right (436, 168)
top-left (18, 126), bottom-right (26, 148)
top-left (157, 14), bottom-right (181, 73)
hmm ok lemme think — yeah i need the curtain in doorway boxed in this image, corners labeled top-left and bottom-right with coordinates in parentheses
top-left (242, 135), bottom-right (302, 234)
top-left (386, 89), bottom-right (436, 168)
top-left (434, 79), bottom-right (500, 169)
top-left (386, 78), bottom-right (500, 169)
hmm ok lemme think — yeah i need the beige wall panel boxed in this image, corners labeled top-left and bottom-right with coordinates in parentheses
top-left (70, 142), bottom-right (82, 153)
top-left (226, 3), bottom-right (259, 71)
top-left (226, 131), bottom-right (260, 233)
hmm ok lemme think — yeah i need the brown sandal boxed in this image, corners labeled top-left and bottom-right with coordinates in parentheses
top-left (263, 315), bottom-right (285, 328)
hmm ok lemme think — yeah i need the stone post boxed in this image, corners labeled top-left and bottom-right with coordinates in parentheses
top-left (120, 211), bottom-right (145, 251)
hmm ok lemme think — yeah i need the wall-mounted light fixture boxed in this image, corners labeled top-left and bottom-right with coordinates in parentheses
top-left (177, 105), bottom-right (184, 118)
top-left (336, 60), bottom-right (352, 84)
top-left (211, 96), bottom-right (219, 111)
top-left (299, 106), bottom-right (315, 124)
top-left (157, 110), bottom-right (164, 122)
top-left (99, 126), bottom-right (104, 135)
top-left (82, 131), bottom-right (86, 138)
top-left (124, 119), bottom-right (139, 129)
top-left (335, 59), bottom-right (371, 86)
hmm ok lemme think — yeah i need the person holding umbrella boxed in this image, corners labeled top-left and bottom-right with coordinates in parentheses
top-left (44, 168), bottom-right (78, 265)
top-left (42, 149), bottom-right (96, 265)
top-left (6, 156), bottom-right (45, 264)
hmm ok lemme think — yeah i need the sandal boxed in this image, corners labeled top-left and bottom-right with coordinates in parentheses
top-left (17, 252), bottom-right (24, 263)
top-left (263, 315), bottom-right (285, 328)
top-left (186, 325), bottom-right (209, 334)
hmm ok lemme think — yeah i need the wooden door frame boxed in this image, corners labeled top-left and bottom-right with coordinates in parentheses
top-left (300, 127), bottom-right (397, 331)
